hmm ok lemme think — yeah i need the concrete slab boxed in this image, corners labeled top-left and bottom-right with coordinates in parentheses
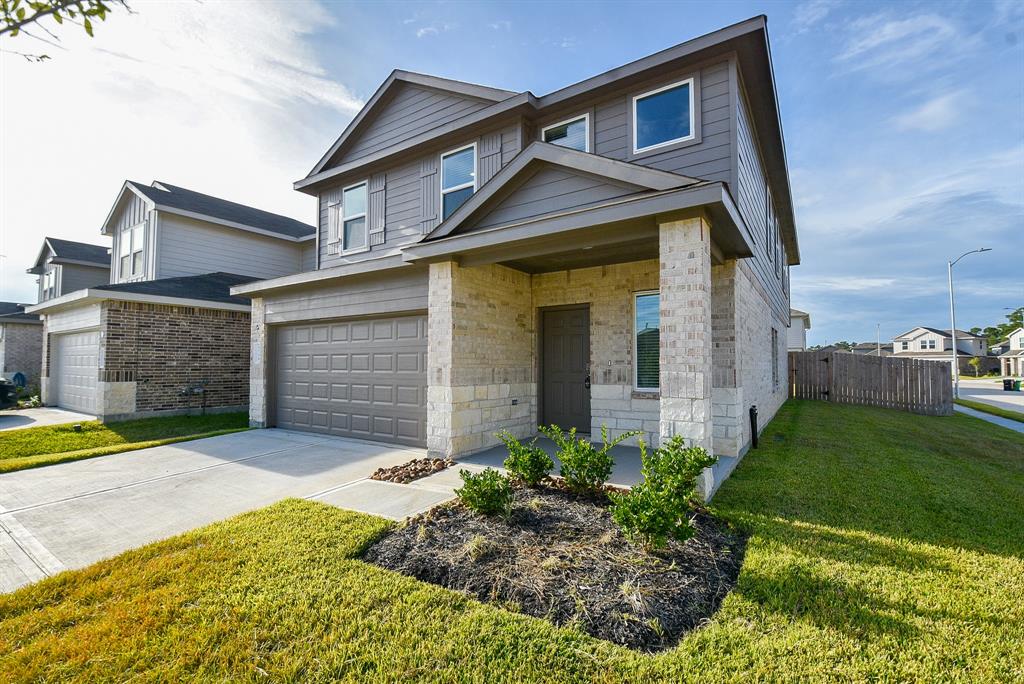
top-left (460, 435), bottom-right (643, 487)
top-left (313, 480), bottom-right (455, 520)
top-left (954, 405), bottom-right (1024, 434)
top-left (0, 428), bottom-right (425, 593)
top-left (415, 462), bottom-right (489, 490)
top-left (0, 407), bottom-right (95, 432)
top-left (958, 379), bottom-right (1024, 412)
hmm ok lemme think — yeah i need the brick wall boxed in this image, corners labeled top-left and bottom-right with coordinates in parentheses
top-left (0, 322), bottom-right (43, 390)
top-left (101, 301), bottom-right (250, 414)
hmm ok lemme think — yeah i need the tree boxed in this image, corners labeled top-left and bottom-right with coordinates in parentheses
top-left (968, 357), bottom-right (981, 378)
top-left (0, 0), bottom-right (130, 61)
top-left (972, 307), bottom-right (1024, 348)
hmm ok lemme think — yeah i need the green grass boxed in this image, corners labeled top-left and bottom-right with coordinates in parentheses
top-left (0, 412), bottom-right (249, 473)
top-left (955, 398), bottom-right (1024, 423)
top-left (1, 401), bottom-right (1022, 682)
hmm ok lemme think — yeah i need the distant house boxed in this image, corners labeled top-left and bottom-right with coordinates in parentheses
top-left (1000, 328), bottom-right (1024, 377)
top-left (0, 303), bottom-right (42, 389)
top-left (892, 326), bottom-right (998, 374)
top-left (849, 342), bottom-right (893, 357)
top-left (788, 309), bottom-right (811, 351)
top-left (27, 181), bottom-right (315, 420)
top-left (27, 237), bottom-right (112, 303)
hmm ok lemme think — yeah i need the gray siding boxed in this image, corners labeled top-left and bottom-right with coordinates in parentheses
top-left (734, 68), bottom-right (788, 322)
top-left (263, 266), bottom-right (429, 325)
top-left (318, 122), bottom-right (523, 269)
top-left (592, 61), bottom-right (732, 183)
top-left (157, 214), bottom-right (306, 280)
top-left (300, 242), bottom-right (317, 271)
top-left (335, 84), bottom-right (493, 166)
top-left (60, 264), bottom-right (109, 296)
top-left (473, 167), bottom-right (642, 231)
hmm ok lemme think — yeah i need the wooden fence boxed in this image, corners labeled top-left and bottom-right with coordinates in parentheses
top-left (788, 351), bottom-right (953, 416)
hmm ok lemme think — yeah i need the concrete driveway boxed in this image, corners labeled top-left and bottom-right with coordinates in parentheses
top-left (0, 429), bottom-right (431, 593)
top-left (958, 378), bottom-right (1024, 412)
top-left (0, 407), bottom-right (95, 432)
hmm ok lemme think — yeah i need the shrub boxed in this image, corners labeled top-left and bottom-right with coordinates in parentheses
top-left (498, 430), bottom-right (553, 486)
top-left (539, 424), bottom-right (640, 494)
top-left (610, 435), bottom-right (717, 549)
top-left (455, 468), bottom-right (514, 516)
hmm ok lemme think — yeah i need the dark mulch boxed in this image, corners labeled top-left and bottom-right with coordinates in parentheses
top-left (363, 482), bottom-right (747, 651)
top-left (371, 457), bottom-right (453, 484)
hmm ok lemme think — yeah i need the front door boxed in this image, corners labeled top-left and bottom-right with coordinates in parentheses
top-left (542, 306), bottom-right (591, 432)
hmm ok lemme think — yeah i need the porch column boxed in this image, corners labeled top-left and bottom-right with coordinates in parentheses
top-left (658, 215), bottom-right (714, 453)
top-left (426, 261), bottom-right (457, 457)
top-left (248, 296), bottom-right (269, 428)
top-left (711, 259), bottom-right (743, 458)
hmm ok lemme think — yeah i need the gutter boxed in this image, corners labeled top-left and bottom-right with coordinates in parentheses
top-left (26, 289), bottom-right (251, 315)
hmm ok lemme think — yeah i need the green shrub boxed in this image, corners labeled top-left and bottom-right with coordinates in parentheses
top-left (455, 468), bottom-right (514, 516)
top-left (498, 430), bottom-right (554, 486)
top-left (539, 424), bottom-right (640, 494)
top-left (610, 435), bottom-right (717, 548)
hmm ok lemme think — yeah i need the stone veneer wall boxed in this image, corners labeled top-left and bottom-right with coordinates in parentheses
top-left (101, 300), bottom-right (251, 417)
top-left (0, 322), bottom-right (43, 390)
top-left (428, 262), bottom-right (535, 457)
top-left (532, 260), bottom-right (660, 447)
top-left (248, 296), bottom-right (269, 427)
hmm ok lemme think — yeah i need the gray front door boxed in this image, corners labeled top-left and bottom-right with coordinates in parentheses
top-left (274, 314), bottom-right (427, 447)
top-left (541, 307), bottom-right (591, 432)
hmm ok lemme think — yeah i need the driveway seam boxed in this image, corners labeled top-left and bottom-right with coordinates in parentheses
top-left (0, 507), bottom-right (66, 579)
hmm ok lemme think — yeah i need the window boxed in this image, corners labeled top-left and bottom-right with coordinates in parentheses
top-left (42, 267), bottom-right (57, 300)
top-left (441, 144), bottom-right (476, 220)
top-left (635, 292), bottom-right (659, 391)
top-left (120, 222), bottom-right (145, 278)
top-left (341, 182), bottom-right (367, 252)
top-left (632, 78), bottom-right (694, 154)
top-left (920, 339), bottom-right (935, 350)
top-left (772, 328), bottom-right (780, 389)
top-left (541, 114), bottom-right (589, 152)
top-left (901, 341), bottom-right (909, 351)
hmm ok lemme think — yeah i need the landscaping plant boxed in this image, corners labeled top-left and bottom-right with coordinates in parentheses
top-left (539, 424), bottom-right (640, 494)
top-left (611, 435), bottom-right (717, 549)
top-left (455, 468), bottom-right (514, 516)
top-left (498, 429), bottom-right (553, 485)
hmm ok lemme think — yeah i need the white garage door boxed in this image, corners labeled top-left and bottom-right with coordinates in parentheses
top-left (53, 330), bottom-right (99, 414)
top-left (274, 314), bottom-right (427, 447)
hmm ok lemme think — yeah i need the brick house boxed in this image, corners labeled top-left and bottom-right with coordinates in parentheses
top-left (27, 182), bottom-right (315, 419)
top-left (0, 303), bottom-right (43, 390)
top-left (234, 16), bottom-right (799, 488)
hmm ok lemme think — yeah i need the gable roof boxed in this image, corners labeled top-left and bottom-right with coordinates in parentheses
top-left (0, 302), bottom-right (40, 323)
top-left (308, 70), bottom-right (520, 177)
top-left (790, 308), bottom-right (811, 328)
top-left (27, 237), bottom-right (110, 274)
top-left (894, 326), bottom-right (986, 340)
top-left (102, 181), bottom-right (315, 242)
top-left (425, 141), bottom-right (702, 241)
top-left (1002, 327), bottom-right (1023, 341)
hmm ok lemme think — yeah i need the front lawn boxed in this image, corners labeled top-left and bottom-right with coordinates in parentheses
top-left (0, 412), bottom-right (249, 473)
top-left (955, 397), bottom-right (1024, 423)
top-left (1, 401), bottom-right (1022, 682)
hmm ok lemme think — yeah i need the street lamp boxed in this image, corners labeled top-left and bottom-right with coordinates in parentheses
top-left (948, 248), bottom-right (992, 398)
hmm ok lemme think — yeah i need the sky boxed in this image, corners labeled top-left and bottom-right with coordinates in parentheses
top-left (1, 0), bottom-right (1021, 346)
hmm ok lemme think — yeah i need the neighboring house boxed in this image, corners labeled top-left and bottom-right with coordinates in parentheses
top-left (27, 181), bottom-right (316, 419)
top-left (849, 342), bottom-right (893, 357)
top-left (788, 308), bottom-right (810, 351)
top-left (892, 326), bottom-right (998, 374)
top-left (999, 327), bottom-right (1024, 377)
top-left (27, 237), bottom-right (112, 303)
top-left (0, 303), bottom-right (42, 389)
top-left (234, 15), bottom-right (799, 489)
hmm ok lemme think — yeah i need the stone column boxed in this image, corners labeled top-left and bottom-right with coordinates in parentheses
top-left (658, 214), bottom-right (714, 453)
top-left (426, 261), bottom-right (456, 457)
top-left (711, 259), bottom-right (742, 458)
top-left (249, 296), bottom-right (269, 427)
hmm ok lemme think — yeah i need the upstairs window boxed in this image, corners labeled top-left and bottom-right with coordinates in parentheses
top-left (920, 339), bottom-right (936, 350)
top-left (42, 267), bottom-right (57, 300)
top-left (342, 182), bottom-right (367, 252)
top-left (635, 291), bottom-right (660, 391)
top-left (120, 222), bottom-right (145, 279)
top-left (901, 341), bottom-right (909, 351)
top-left (632, 78), bottom-right (694, 154)
top-left (441, 144), bottom-right (476, 220)
top-left (542, 114), bottom-right (589, 152)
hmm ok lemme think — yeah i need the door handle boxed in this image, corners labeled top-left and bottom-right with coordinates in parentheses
top-left (584, 375), bottom-right (591, 390)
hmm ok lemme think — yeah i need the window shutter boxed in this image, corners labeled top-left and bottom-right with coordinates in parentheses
top-left (478, 132), bottom-right (502, 186)
top-left (419, 156), bottom-right (438, 234)
top-left (325, 186), bottom-right (342, 255)
top-left (368, 172), bottom-right (386, 246)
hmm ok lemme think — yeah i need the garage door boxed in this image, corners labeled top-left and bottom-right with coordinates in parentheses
top-left (274, 314), bottom-right (427, 447)
top-left (53, 330), bottom-right (99, 414)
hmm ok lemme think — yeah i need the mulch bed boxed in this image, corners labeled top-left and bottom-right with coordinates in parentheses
top-left (363, 482), bottom-right (747, 651)
top-left (370, 457), bottom-right (453, 484)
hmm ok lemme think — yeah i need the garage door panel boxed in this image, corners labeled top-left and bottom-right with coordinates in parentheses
top-left (53, 330), bottom-right (99, 414)
top-left (275, 314), bottom-right (427, 447)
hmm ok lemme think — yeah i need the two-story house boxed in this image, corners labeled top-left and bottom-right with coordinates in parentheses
top-left (233, 16), bottom-right (798, 493)
top-left (27, 181), bottom-right (315, 419)
top-left (892, 326), bottom-right (997, 374)
top-left (788, 308), bottom-right (810, 351)
top-left (1000, 328), bottom-right (1024, 377)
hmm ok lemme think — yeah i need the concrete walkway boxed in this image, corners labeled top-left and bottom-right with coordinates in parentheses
top-left (0, 407), bottom-right (95, 432)
top-left (0, 429), bottom-right (430, 593)
top-left (953, 405), bottom-right (1024, 434)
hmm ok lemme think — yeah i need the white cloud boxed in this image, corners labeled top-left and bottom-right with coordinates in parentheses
top-left (891, 91), bottom-right (963, 132)
top-left (0, 0), bottom-right (360, 302)
top-left (836, 12), bottom-right (975, 73)
top-left (793, 0), bottom-right (841, 33)
top-left (488, 20), bottom-right (512, 31)
top-left (413, 22), bottom-right (456, 39)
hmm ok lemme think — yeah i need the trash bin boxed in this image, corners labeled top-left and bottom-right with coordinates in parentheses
top-left (1015, 380), bottom-right (1022, 392)
top-left (1004, 379), bottom-right (1015, 391)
